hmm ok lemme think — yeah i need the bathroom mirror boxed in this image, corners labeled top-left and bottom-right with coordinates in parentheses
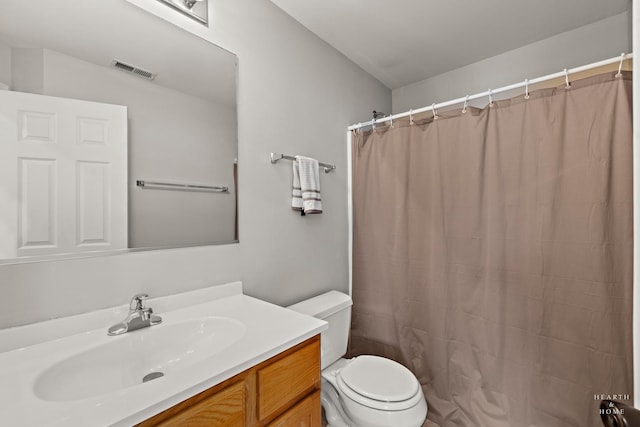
top-left (0, 0), bottom-right (238, 263)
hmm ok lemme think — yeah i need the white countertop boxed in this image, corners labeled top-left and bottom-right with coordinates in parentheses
top-left (0, 282), bottom-right (327, 426)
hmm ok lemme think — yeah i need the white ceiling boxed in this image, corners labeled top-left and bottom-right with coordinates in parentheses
top-left (270, 0), bottom-right (630, 89)
top-left (0, 0), bottom-right (237, 107)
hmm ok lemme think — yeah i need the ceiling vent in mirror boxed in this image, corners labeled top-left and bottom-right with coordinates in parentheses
top-left (110, 60), bottom-right (157, 81)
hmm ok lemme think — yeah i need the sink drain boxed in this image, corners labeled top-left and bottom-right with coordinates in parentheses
top-left (142, 372), bottom-right (164, 383)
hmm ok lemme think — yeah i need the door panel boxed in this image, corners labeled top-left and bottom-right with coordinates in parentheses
top-left (0, 90), bottom-right (127, 258)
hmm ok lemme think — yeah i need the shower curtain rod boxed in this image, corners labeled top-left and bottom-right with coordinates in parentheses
top-left (348, 53), bottom-right (633, 131)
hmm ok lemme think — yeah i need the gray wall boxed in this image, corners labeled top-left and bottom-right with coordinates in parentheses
top-left (11, 48), bottom-right (45, 94)
top-left (0, 0), bottom-right (390, 328)
top-left (393, 12), bottom-right (631, 113)
top-left (0, 42), bottom-right (10, 86)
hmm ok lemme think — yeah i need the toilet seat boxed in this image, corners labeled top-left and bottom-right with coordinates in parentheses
top-left (336, 355), bottom-right (423, 411)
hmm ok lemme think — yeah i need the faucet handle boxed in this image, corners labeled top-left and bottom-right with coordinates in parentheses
top-left (130, 293), bottom-right (149, 311)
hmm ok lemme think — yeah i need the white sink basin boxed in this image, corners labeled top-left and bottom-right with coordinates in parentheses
top-left (34, 316), bottom-right (246, 402)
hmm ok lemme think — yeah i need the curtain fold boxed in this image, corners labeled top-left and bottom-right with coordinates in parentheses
top-left (350, 72), bottom-right (633, 427)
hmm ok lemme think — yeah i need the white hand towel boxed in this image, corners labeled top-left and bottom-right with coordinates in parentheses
top-left (292, 160), bottom-right (303, 211)
top-left (292, 155), bottom-right (322, 214)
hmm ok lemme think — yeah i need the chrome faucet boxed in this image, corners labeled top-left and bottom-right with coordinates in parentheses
top-left (107, 293), bottom-right (162, 336)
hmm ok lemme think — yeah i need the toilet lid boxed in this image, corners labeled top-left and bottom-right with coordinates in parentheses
top-left (339, 355), bottom-right (420, 403)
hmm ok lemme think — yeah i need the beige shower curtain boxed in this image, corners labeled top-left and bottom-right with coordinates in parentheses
top-left (350, 72), bottom-right (633, 427)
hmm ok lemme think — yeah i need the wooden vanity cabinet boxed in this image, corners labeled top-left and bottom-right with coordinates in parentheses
top-left (267, 391), bottom-right (321, 427)
top-left (137, 335), bottom-right (321, 427)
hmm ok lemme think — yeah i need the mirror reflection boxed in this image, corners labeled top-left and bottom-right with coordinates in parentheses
top-left (0, 0), bottom-right (238, 263)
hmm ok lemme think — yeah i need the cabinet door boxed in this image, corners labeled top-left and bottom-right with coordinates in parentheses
top-left (257, 338), bottom-right (320, 421)
top-left (267, 390), bottom-right (321, 427)
top-left (156, 380), bottom-right (245, 427)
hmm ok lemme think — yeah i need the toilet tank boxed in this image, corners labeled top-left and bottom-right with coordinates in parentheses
top-left (288, 291), bottom-right (352, 369)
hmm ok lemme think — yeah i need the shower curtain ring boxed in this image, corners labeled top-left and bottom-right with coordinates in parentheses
top-left (616, 52), bottom-right (625, 78)
top-left (389, 114), bottom-right (393, 128)
top-left (409, 109), bottom-right (414, 125)
top-left (488, 89), bottom-right (494, 107)
top-left (462, 95), bottom-right (469, 113)
top-left (524, 79), bottom-right (530, 100)
top-left (432, 103), bottom-right (438, 120)
top-left (564, 68), bottom-right (571, 89)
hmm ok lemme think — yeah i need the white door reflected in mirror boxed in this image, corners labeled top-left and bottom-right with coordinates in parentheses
top-left (0, 91), bottom-right (127, 259)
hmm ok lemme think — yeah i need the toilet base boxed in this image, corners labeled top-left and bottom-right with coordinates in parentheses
top-left (321, 378), bottom-right (353, 427)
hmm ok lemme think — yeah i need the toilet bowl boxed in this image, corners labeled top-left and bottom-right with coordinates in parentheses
top-left (288, 291), bottom-right (427, 427)
top-left (323, 356), bottom-right (428, 427)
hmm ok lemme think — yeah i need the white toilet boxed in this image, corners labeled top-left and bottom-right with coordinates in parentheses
top-left (288, 291), bottom-right (428, 427)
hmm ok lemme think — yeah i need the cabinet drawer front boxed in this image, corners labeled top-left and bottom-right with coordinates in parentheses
top-left (267, 390), bottom-right (321, 427)
top-left (257, 338), bottom-right (320, 421)
top-left (157, 380), bottom-right (245, 427)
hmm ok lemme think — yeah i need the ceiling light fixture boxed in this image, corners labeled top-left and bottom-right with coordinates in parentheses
top-left (183, 0), bottom-right (204, 9)
top-left (157, 0), bottom-right (208, 25)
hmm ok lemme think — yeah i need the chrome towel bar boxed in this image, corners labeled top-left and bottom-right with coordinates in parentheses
top-left (270, 152), bottom-right (336, 173)
top-left (136, 180), bottom-right (228, 192)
